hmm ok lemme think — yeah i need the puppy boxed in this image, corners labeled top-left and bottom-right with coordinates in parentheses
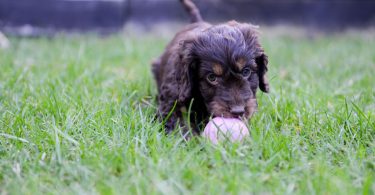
top-left (152, 0), bottom-right (270, 134)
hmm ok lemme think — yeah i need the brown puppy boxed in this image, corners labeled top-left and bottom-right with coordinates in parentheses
top-left (152, 0), bottom-right (269, 134)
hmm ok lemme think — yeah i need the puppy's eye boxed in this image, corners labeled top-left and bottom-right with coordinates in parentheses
top-left (241, 68), bottom-right (252, 77)
top-left (207, 73), bottom-right (218, 84)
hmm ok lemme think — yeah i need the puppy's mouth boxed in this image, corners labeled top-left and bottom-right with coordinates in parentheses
top-left (209, 105), bottom-right (247, 119)
top-left (212, 113), bottom-right (243, 119)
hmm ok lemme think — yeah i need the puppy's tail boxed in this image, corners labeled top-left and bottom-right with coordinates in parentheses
top-left (180, 0), bottom-right (203, 23)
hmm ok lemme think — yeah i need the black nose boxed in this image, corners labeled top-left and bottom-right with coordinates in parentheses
top-left (230, 106), bottom-right (245, 116)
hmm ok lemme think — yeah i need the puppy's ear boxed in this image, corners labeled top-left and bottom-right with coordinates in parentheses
top-left (233, 21), bottom-right (270, 93)
top-left (176, 40), bottom-right (197, 103)
top-left (256, 53), bottom-right (269, 93)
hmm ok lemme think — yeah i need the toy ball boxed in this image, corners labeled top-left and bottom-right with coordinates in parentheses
top-left (202, 117), bottom-right (249, 144)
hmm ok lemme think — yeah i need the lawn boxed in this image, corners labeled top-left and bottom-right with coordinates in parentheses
top-left (0, 27), bottom-right (374, 194)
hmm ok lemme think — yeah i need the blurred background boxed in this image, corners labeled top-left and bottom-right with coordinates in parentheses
top-left (1, 0), bottom-right (375, 36)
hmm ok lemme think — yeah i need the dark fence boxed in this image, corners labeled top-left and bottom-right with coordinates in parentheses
top-left (0, 0), bottom-right (128, 34)
top-left (1, 0), bottom-right (375, 34)
top-left (131, 0), bottom-right (375, 29)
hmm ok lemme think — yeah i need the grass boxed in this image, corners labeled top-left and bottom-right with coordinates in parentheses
top-left (0, 27), bottom-right (374, 194)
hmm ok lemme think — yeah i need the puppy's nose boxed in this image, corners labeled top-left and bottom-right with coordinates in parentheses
top-left (230, 106), bottom-right (245, 116)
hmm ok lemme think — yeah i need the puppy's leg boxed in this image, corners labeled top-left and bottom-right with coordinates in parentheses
top-left (151, 57), bottom-right (162, 92)
top-left (158, 82), bottom-right (183, 134)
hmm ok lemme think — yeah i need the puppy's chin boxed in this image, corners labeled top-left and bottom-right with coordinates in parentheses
top-left (213, 113), bottom-right (238, 119)
top-left (211, 113), bottom-right (248, 120)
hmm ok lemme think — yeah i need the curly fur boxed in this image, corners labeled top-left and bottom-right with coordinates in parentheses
top-left (152, 0), bottom-right (270, 134)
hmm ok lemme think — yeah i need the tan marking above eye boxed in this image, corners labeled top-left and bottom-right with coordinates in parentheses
top-left (250, 63), bottom-right (258, 70)
top-left (250, 60), bottom-right (258, 70)
top-left (212, 63), bottom-right (223, 76)
top-left (236, 58), bottom-right (247, 70)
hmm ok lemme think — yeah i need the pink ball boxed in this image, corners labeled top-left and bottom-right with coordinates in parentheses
top-left (202, 117), bottom-right (250, 144)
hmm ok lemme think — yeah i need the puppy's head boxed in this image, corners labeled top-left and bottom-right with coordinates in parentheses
top-left (177, 21), bottom-right (269, 119)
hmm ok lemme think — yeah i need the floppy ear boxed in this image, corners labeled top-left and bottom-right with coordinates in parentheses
top-left (176, 40), bottom-right (197, 103)
top-left (256, 53), bottom-right (269, 93)
top-left (232, 21), bottom-right (270, 93)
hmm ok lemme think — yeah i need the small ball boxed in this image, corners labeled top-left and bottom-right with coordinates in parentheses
top-left (202, 117), bottom-right (249, 144)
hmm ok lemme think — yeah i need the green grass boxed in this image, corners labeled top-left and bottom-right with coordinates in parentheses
top-left (0, 28), bottom-right (374, 194)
